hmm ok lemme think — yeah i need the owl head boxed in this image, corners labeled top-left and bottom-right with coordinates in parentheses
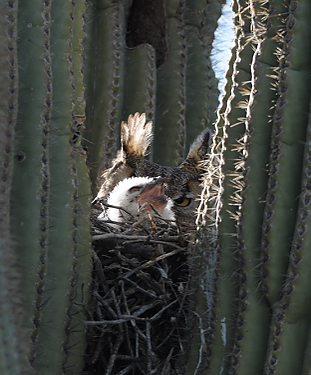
top-left (95, 113), bottom-right (211, 226)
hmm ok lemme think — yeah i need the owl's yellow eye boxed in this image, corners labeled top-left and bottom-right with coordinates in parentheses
top-left (174, 197), bottom-right (191, 207)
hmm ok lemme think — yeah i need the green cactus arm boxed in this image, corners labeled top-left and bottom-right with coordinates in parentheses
top-left (124, 44), bottom-right (156, 125)
top-left (83, 0), bottom-right (126, 193)
top-left (9, 0), bottom-right (53, 367)
top-left (260, 0), bottom-right (311, 306)
top-left (153, 0), bottom-right (186, 166)
top-left (34, 1), bottom-right (91, 372)
top-left (228, 1), bottom-right (287, 372)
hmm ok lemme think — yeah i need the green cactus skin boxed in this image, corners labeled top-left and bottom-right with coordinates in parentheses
top-left (302, 314), bottom-right (311, 375)
top-left (83, 0), bottom-right (126, 194)
top-left (260, 0), bottom-right (311, 308)
top-left (0, 241), bottom-right (22, 375)
top-left (123, 44), bottom-right (156, 126)
top-left (0, 2), bottom-right (26, 374)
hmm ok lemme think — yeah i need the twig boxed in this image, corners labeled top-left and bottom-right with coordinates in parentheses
top-left (146, 321), bottom-right (152, 374)
top-left (105, 331), bottom-right (124, 375)
top-left (121, 248), bottom-right (185, 279)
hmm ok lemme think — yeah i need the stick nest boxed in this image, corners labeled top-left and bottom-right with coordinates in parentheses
top-left (84, 203), bottom-right (196, 374)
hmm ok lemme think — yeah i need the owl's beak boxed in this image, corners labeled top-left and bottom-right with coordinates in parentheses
top-left (138, 177), bottom-right (168, 214)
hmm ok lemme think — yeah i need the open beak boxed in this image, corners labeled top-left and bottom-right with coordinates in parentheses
top-left (137, 177), bottom-right (168, 214)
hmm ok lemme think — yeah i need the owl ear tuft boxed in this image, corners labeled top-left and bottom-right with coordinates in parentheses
top-left (95, 113), bottom-right (153, 201)
top-left (180, 128), bottom-right (212, 172)
top-left (121, 113), bottom-right (153, 158)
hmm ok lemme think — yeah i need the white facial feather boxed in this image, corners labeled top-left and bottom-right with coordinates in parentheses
top-left (99, 176), bottom-right (175, 224)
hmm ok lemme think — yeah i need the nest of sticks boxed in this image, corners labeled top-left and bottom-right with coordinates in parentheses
top-left (84, 203), bottom-right (197, 375)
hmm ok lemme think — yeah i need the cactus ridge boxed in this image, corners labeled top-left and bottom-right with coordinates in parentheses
top-left (29, 0), bottom-right (52, 367)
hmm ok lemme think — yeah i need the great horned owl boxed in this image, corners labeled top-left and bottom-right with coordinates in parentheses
top-left (95, 112), bottom-right (211, 225)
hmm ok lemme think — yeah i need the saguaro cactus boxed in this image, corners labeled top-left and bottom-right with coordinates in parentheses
top-left (198, 0), bottom-right (311, 373)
